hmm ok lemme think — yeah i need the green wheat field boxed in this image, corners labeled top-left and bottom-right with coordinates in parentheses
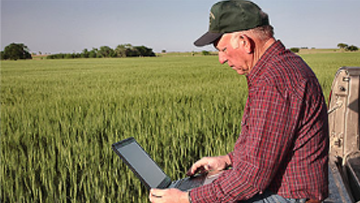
top-left (1, 52), bottom-right (360, 202)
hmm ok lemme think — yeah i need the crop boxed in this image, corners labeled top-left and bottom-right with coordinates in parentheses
top-left (1, 52), bottom-right (359, 202)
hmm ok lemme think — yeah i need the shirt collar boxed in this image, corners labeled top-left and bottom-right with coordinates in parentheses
top-left (246, 40), bottom-right (285, 88)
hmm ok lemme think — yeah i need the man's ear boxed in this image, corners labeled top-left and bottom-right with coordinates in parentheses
top-left (241, 34), bottom-right (254, 54)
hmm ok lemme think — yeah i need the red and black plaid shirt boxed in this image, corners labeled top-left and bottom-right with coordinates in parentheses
top-left (190, 40), bottom-right (329, 202)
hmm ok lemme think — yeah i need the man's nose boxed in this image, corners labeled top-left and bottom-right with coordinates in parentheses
top-left (218, 52), bottom-right (227, 64)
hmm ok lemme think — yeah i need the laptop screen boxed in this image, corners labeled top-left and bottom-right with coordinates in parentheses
top-left (113, 138), bottom-right (170, 189)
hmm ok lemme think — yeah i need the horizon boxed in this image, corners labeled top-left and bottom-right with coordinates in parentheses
top-left (28, 48), bottom-right (353, 56)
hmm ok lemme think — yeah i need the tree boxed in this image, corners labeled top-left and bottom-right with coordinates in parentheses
top-left (290, 47), bottom-right (300, 53)
top-left (126, 48), bottom-right (140, 57)
top-left (125, 44), bottom-right (140, 57)
top-left (134, 46), bottom-right (155, 57)
top-left (346, 45), bottom-right (358, 52)
top-left (98, 46), bottom-right (114, 58)
top-left (115, 44), bottom-right (127, 58)
top-left (89, 48), bottom-right (98, 58)
top-left (2, 43), bottom-right (32, 60)
top-left (202, 50), bottom-right (210, 55)
top-left (0, 51), bottom-right (8, 60)
top-left (337, 43), bottom-right (348, 49)
top-left (81, 48), bottom-right (90, 58)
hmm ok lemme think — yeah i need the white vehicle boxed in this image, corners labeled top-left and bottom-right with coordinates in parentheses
top-left (327, 67), bottom-right (360, 203)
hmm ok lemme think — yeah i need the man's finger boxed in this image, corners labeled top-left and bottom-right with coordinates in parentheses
top-left (187, 165), bottom-right (208, 176)
top-left (150, 188), bottom-right (165, 197)
top-left (187, 164), bottom-right (202, 176)
top-left (186, 166), bottom-right (195, 176)
top-left (188, 157), bottom-right (210, 175)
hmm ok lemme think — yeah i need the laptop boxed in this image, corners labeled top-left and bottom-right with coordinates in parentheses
top-left (112, 137), bottom-right (220, 191)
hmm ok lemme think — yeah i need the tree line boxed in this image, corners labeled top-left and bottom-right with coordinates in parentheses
top-left (46, 44), bottom-right (155, 59)
top-left (1, 43), bottom-right (156, 60)
top-left (1, 42), bottom-right (359, 61)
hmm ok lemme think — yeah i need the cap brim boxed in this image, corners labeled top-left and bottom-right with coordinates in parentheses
top-left (194, 32), bottom-right (223, 47)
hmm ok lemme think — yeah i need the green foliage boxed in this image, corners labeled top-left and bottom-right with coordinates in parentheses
top-left (98, 46), bottom-right (115, 58)
top-left (115, 45), bottom-right (127, 58)
top-left (46, 52), bottom-right (82, 59)
top-left (134, 46), bottom-right (156, 57)
top-left (1, 53), bottom-right (360, 202)
top-left (202, 50), bottom-right (211, 55)
top-left (0, 51), bottom-right (6, 60)
top-left (346, 45), bottom-right (358, 52)
top-left (337, 43), bottom-right (359, 52)
top-left (81, 48), bottom-right (90, 58)
top-left (89, 48), bottom-right (98, 58)
top-left (1, 43), bottom-right (32, 60)
top-left (47, 44), bottom-right (156, 59)
top-left (337, 43), bottom-right (348, 49)
top-left (290, 47), bottom-right (300, 53)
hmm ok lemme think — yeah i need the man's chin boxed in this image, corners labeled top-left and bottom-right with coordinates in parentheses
top-left (235, 69), bottom-right (248, 75)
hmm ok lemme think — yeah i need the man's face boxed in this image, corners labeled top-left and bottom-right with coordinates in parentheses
top-left (214, 34), bottom-right (252, 75)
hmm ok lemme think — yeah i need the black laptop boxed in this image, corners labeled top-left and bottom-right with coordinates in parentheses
top-left (112, 137), bottom-right (219, 191)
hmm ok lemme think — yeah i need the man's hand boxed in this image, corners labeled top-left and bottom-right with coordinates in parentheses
top-left (186, 155), bottom-right (231, 176)
top-left (149, 188), bottom-right (189, 203)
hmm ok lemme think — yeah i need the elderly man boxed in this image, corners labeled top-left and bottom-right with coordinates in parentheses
top-left (150, 0), bottom-right (329, 202)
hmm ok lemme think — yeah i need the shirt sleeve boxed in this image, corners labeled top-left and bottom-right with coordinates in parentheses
top-left (190, 84), bottom-right (301, 202)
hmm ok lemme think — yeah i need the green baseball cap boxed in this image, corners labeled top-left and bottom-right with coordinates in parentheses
top-left (194, 0), bottom-right (269, 47)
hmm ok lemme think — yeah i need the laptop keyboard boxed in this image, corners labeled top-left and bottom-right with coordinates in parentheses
top-left (175, 176), bottom-right (205, 191)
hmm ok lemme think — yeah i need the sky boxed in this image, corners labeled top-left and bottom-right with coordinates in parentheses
top-left (1, 0), bottom-right (360, 54)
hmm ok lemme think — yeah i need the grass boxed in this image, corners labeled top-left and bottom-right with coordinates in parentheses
top-left (1, 52), bottom-right (360, 202)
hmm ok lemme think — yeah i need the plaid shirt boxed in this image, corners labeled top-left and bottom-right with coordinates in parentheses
top-left (190, 40), bottom-right (329, 202)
